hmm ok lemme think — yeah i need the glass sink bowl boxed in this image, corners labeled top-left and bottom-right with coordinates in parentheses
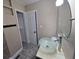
top-left (39, 37), bottom-right (58, 54)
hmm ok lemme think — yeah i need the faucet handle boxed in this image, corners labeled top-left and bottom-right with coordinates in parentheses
top-left (58, 33), bottom-right (63, 37)
top-left (51, 37), bottom-right (57, 41)
top-left (51, 37), bottom-right (59, 42)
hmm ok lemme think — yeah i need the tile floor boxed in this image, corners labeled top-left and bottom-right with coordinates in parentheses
top-left (17, 42), bottom-right (39, 59)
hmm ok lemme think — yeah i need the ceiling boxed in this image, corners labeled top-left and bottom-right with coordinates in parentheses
top-left (15, 0), bottom-right (40, 6)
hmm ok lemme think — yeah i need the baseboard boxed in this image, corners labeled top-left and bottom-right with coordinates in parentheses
top-left (9, 47), bottom-right (23, 59)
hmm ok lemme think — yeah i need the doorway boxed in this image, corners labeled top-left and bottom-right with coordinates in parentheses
top-left (26, 10), bottom-right (38, 45)
top-left (16, 11), bottom-right (27, 45)
top-left (16, 10), bottom-right (38, 47)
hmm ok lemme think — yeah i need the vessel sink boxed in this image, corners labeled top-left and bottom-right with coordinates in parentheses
top-left (39, 37), bottom-right (58, 54)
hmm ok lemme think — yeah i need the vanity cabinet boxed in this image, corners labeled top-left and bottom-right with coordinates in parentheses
top-left (3, 26), bottom-right (22, 56)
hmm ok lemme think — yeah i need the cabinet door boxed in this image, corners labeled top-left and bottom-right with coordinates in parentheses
top-left (3, 33), bottom-right (10, 59)
top-left (3, 26), bottom-right (22, 56)
top-left (3, 13), bottom-right (17, 25)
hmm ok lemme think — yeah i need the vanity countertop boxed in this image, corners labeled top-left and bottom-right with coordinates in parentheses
top-left (36, 47), bottom-right (65, 59)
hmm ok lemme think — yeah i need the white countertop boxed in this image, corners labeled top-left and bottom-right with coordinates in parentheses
top-left (36, 47), bottom-right (65, 59)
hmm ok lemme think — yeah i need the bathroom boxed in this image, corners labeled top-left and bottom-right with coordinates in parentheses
top-left (3, 0), bottom-right (75, 59)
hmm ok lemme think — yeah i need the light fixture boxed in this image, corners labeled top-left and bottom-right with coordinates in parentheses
top-left (56, 0), bottom-right (64, 6)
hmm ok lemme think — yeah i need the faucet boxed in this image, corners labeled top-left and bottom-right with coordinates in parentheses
top-left (58, 36), bottom-right (62, 52)
top-left (54, 35), bottom-right (62, 52)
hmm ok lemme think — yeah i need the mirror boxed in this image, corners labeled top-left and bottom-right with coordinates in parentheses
top-left (57, 0), bottom-right (72, 38)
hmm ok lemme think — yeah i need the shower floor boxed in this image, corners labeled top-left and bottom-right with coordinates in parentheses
top-left (17, 42), bottom-right (38, 59)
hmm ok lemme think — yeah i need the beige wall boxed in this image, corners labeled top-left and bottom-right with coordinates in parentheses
top-left (25, 0), bottom-right (57, 38)
top-left (12, 0), bottom-right (25, 11)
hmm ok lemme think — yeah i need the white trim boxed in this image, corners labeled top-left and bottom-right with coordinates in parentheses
top-left (15, 9), bottom-right (25, 14)
top-left (9, 47), bottom-right (23, 59)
